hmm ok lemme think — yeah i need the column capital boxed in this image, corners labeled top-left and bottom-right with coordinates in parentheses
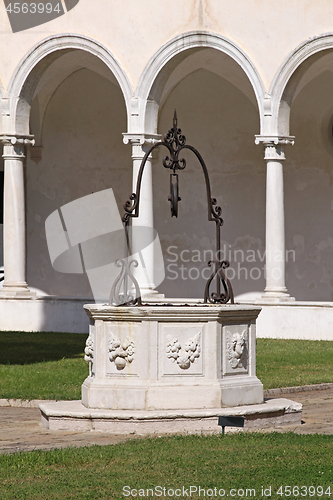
top-left (123, 133), bottom-right (162, 161)
top-left (1, 135), bottom-right (35, 161)
top-left (255, 135), bottom-right (295, 161)
top-left (255, 135), bottom-right (295, 146)
top-left (122, 133), bottom-right (161, 146)
top-left (0, 134), bottom-right (35, 147)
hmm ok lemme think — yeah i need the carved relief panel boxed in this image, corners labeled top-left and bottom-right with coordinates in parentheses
top-left (159, 323), bottom-right (204, 377)
top-left (222, 324), bottom-right (249, 375)
top-left (105, 323), bottom-right (138, 376)
top-left (84, 323), bottom-right (95, 377)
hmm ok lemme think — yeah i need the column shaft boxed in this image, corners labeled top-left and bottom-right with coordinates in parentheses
top-left (123, 133), bottom-right (162, 299)
top-left (255, 136), bottom-right (294, 302)
top-left (1, 138), bottom-right (33, 296)
top-left (265, 157), bottom-right (287, 294)
top-left (131, 142), bottom-right (155, 293)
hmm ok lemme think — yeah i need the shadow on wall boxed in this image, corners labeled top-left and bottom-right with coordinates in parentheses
top-left (26, 67), bottom-right (130, 305)
top-left (24, 62), bottom-right (130, 332)
top-left (286, 64), bottom-right (333, 301)
top-left (154, 68), bottom-right (264, 299)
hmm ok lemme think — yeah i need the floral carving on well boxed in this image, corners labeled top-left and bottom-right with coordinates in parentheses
top-left (166, 332), bottom-right (201, 369)
top-left (84, 335), bottom-right (94, 363)
top-left (226, 330), bottom-right (248, 369)
top-left (108, 333), bottom-right (135, 370)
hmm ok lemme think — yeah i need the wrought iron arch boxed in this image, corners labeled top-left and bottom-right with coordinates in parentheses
top-left (110, 111), bottom-right (234, 306)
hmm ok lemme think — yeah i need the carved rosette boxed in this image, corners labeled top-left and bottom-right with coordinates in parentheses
top-left (84, 335), bottom-right (94, 363)
top-left (166, 332), bottom-right (201, 370)
top-left (226, 329), bottom-right (248, 369)
top-left (108, 333), bottom-right (135, 370)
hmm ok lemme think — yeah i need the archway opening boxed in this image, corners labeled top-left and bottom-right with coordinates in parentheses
top-left (23, 49), bottom-right (130, 298)
top-left (282, 49), bottom-right (333, 300)
top-left (148, 48), bottom-right (263, 299)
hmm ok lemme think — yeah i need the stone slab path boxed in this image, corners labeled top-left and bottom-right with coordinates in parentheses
top-left (1, 388), bottom-right (333, 454)
top-left (277, 387), bottom-right (333, 435)
top-left (0, 407), bottom-right (128, 455)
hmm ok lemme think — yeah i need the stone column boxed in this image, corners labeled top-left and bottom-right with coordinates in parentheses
top-left (255, 136), bottom-right (294, 302)
top-left (123, 133), bottom-right (161, 298)
top-left (0, 136), bottom-right (35, 297)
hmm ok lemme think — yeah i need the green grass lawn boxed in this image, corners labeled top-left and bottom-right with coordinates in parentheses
top-left (1, 433), bottom-right (333, 499)
top-left (0, 333), bottom-right (332, 400)
top-left (0, 332), bottom-right (88, 400)
top-left (256, 339), bottom-right (333, 389)
top-left (1, 335), bottom-right (333, 498)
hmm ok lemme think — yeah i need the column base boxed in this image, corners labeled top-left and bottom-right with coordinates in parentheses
top-left (0, 283), bottom-right (36, 299)
top-left (257, 289), bottom-right (295, 304)
top-left (140, 287), bottom-right (165, 301)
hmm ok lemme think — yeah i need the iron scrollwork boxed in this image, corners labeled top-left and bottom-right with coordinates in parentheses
top-left (111, 111), bottom-right (234, 306)
top-left (109, 258), bottom-right (142, 306)
top-left (168, 173), bottom-right (181, 217)
top-left (204, 260), bottom-right (234, 304)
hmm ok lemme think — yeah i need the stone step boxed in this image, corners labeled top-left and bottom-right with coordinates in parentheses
top-left (40, 398), bottom-right (302, 435)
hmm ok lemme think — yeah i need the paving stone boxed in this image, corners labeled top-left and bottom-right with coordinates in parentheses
top-left (0, 407), bottom-right (128, 454)
top-left (1, 388), bottom-right (333, 454)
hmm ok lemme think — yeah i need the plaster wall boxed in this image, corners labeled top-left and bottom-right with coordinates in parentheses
top-left (16, 28), bottom-right (333, 304)
top-left (153, 66), bottom-right (264, 299)
top-left (285, 61), bottom-right (333, 301)
top-left (0, 297), bottom-right (89, 332)
top-left (0, 298), bottom-right (333, 339)
top-left (1, 1), bottom-right (333, 92)
top-left (26, 67), bottom-right (131, 297)
top-left (2, 0), bottom-right (333, 334)
top-left (256, 302), bottom-right (333, 340)
top-left (149, 45), bottom-right (333, 303)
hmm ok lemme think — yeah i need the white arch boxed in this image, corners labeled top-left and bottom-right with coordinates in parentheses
top-left (135, 31), bottom-right (265, 134)
top-left (270, 33), bottom-right (333, 136)
top-left (6, 33), bottom-right (133, 135)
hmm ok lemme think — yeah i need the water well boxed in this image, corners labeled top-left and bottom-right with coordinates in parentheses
top-left (40, 114), bottom-right (302, 433)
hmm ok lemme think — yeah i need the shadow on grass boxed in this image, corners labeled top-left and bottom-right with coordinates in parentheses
top-left (0, 331), bottom-right (88, 365)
